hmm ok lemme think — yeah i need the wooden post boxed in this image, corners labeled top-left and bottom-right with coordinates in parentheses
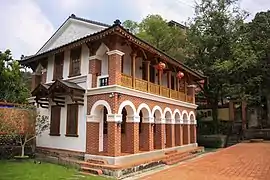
top-left (131, 52), bottom-right (136, 88)
top-left (145, 61), bottom-right (150, 92)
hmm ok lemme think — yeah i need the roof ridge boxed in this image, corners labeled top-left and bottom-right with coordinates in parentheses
top-left (69, 14), bottom-right (111, 28)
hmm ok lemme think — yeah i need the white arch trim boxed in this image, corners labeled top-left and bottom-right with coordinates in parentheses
top-left (151, 105), bottom-right (163, 117)
top-left (136, 103), bottom-right (151, 116)
top-left (173, 109), bottom-right (182, 120)
top-left (90, 100), bottom-right (112, 115)
top-left (117, 100), bottom-right (136, 115)
top-left (163, 107), bottom-right (173, 119)
top-left (189, 111), bottom-right (196, 120)
top-left (182, 110), bottom-right (189, 124)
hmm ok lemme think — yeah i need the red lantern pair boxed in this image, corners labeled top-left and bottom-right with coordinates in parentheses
top-left (176, 71), bottom-right (184, 79)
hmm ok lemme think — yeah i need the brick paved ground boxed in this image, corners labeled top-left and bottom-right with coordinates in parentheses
top-left (140, 143), bottom-right (270, 180)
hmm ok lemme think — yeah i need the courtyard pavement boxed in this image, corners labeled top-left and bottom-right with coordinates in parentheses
top-left (137, 142), bottom-right (270, 180)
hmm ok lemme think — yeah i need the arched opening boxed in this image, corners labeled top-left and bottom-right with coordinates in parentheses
top-left (174, 110), bottom-right (182, 146)
top-left (137, 105), bottom-right (151, 151)
top-left (89, 100), bottom-right (111, 153)
top-left (182, 112), bottom-right (190, 145)
top-left (190, 113), bottom-right (196, 143)
top-left (164, 110), bottom-right (173, 148)
top-left (118, 100), bottom-right (136, 154)
top-left (152, 106), bottom-right (162, 149)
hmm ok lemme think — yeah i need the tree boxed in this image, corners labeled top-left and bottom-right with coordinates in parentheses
top-left (123, 15), bottom-right (186, 60)
top-left (0, 106), bottom-right (49, 157)
top-left (246, 10), bottom-right (270, 126)
top-left (0, 50), bottom-right (30, 103)
top-left (185, 0), bottom-right (253, 131)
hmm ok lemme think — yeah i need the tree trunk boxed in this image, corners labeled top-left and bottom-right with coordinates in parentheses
top-left (21, 144), bottom-right (25, 157)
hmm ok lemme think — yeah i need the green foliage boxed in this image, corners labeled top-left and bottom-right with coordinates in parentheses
top-left (123, 15), bottom-right (186, 60)
top-left (0, 50), bottom-right (30, 103)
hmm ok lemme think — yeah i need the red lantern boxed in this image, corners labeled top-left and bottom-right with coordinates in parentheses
top-left (176, 71), bottom-right (184, 79)
top-left (199, 79), bottom-right (205, 84)
top-left (155, 62), bottom-right (166, 71)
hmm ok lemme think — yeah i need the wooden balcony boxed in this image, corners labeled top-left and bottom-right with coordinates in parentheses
top-left (120, 74), bottom-right (194, 103)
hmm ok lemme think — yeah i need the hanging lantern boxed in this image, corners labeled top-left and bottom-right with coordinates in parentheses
top-left (199, 79), bottom-right (205, 85)
top-left (176, 71), bottom-right (184, 79)
top-left (155, 62), bottom-right (166, 71)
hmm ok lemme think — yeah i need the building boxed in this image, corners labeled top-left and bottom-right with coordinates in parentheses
top-left (20, 14), bottom-right (205, 175)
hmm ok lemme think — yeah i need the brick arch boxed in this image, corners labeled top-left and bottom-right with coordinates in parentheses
top-left (189, 111), bottom-right (195, 123)
top-left (151, 105), bottom-right (162, 119)
top-left (118, 100), bottom-right (136, 116)
top-left (173, 109), bottom-right (182, 123)
top-left (90, 100), bottom-right (112, 115)
top-left (163, 107), bottom-right (173, 119)
top-left (136, 103), bottom-right (151, 117)
top-left (182, 110), bottom-right (189, 121)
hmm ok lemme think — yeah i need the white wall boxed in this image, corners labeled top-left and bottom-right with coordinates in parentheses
top-left (135, 57), bottom-right (142, 79)
top-left (101, 54), bottom-right (108, 76)
top-left (46, 55), bottom-right (54, 82)
top-left (36, 96), bottom-right (87, 152)
top-left (63, 50), bottom-right (70, 79)
top-left (81, 44), bottom-right (89, 76)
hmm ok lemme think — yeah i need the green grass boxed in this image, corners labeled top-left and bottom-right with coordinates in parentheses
top-left (0, 160), bottom-right (109, 180)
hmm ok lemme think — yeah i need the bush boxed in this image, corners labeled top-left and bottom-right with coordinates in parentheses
top-left (198, 135), bottom-right (227, 148)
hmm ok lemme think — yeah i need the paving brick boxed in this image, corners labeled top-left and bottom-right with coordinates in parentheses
top-left (141, 143), bottom-right (270, 180)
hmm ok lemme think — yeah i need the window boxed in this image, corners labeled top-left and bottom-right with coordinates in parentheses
top-left (66, 104), bottom-right (79, 137)
top-left (53, 52), bottom-right (64, 80)
top-left (121, 108), bottom-right (127, 134)
top-left (50, 106), bottom-right (61, 136)
top-left (69, 47), bottom-right (81, 77)
top-left (103, 107), bottom-right (108, 134)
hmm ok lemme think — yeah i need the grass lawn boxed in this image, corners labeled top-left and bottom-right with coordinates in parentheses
top-left (0, 160), bottom-right (109, 180)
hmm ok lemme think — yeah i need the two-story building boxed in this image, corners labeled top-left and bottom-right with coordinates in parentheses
top-left (21, 14), bottom-right (205, 173)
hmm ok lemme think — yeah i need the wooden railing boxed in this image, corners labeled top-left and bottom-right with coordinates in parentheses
top-left (120, 73), bottom-right (194, 103)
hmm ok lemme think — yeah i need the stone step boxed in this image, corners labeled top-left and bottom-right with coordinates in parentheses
top-left (80, 166), bottom-right (103, 175)
top-left (86, 158), bottom-right (108, 165)
top-left (164, 153), bottom-right (197, 165)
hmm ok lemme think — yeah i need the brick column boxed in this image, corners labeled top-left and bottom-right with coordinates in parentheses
top-left (187, 85), bottom-right (196, 104)
top-left (126, 115), bottom-right (140, 154)
top-left (86, 115), bottom-right (100, 154)
top-left (154, 118), bottom-right (165, 149)
top-left (107, 114), bottom-right (122, 157)
top-left (190, 124), bottom-right (197, 143)
top-left (175, 120), bottom-right (183, 146)
top-left (183, 119), bottom-right (190, 145)
top-left (165, 119), bottom-right (175, 148)
top-left (141, 117), bottom-right (154, 151)
top-left (88, 58), bottom-right (101, 88)
top-left (107, 50), bottom-right (124, 85)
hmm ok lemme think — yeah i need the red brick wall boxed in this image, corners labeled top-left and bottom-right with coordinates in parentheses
top-left (86, 122), bottom-right (99, 154)
top-left (108, 53), bottom-right (122, 85)
top-left (183, 124), bottom-right (190, 145)
top-left (89, 59), bottom-right (101, 88)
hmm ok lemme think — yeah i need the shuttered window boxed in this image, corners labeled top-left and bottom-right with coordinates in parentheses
top-left (53, 52), bottom-right (64, 80)
top-left (50, 106), bottom-right (61, 136)
top-left (66, 104), bottom-right (79, 137)
top-left (69, 47), bottom-right (81, 77)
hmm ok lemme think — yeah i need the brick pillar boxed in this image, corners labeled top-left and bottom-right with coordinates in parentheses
top-left (89, 58), bottom-right (101, 88)
top-left (183, 123), bottom-right (190, 145)
top-left (31, 74), bottom-right (41, 91)
top-left (141, 117), bottom-right (154, 151)
top-left (86, 122), bottom-right (99, 154)
top-left (107, 114), bottom-right (122, 157)
top-left (165, 119), bottom-right (175, 148)
top-left (175, 123), bottom-right (183, 146)
top-left (190, 124), bottom-right (197, 143)
top-left (187, 85), bottom-right (196, 104)
top-left (126, 120), bottom-right (139, 154)
top-left (154, 119), bottom-right (165, 149)
top-left (107, 50), bottom-right (124, 85)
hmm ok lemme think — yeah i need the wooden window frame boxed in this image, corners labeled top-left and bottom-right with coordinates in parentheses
top-left (121, 108), bottom-right (127, 134)
top-left (69, 47), bottom-right (82, 77)
top-left (53, 52), bottom-right (64, 80)
top-left (103, 107), bottom-right (108, 134)
top-left (66, 104), bottom-right (79, 137)
top-left (49, 106), bottom-right (61, 136)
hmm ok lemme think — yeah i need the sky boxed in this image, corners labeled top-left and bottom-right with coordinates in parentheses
top-left (0, 0), bottom-right (270, 59)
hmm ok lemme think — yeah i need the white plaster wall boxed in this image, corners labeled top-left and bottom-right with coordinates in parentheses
top-left (101, 54), bottom-right (108, 76)
top-left (63, 50), bottom-right (70, 79)
top-left (81, 44), bottom-right (89, 76)
top-left (40, 19), bottom-right (105, 53)
top-left (46, 55), bottom-right (54, 82)
top-left (36, 96), bottom-right (87, 152)
top-left (135, 57), bottom-right (142, 79)
top-left (122, 45), bottom-right (131, 75)
top-left (162, 72), bottom-right (167, 87)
